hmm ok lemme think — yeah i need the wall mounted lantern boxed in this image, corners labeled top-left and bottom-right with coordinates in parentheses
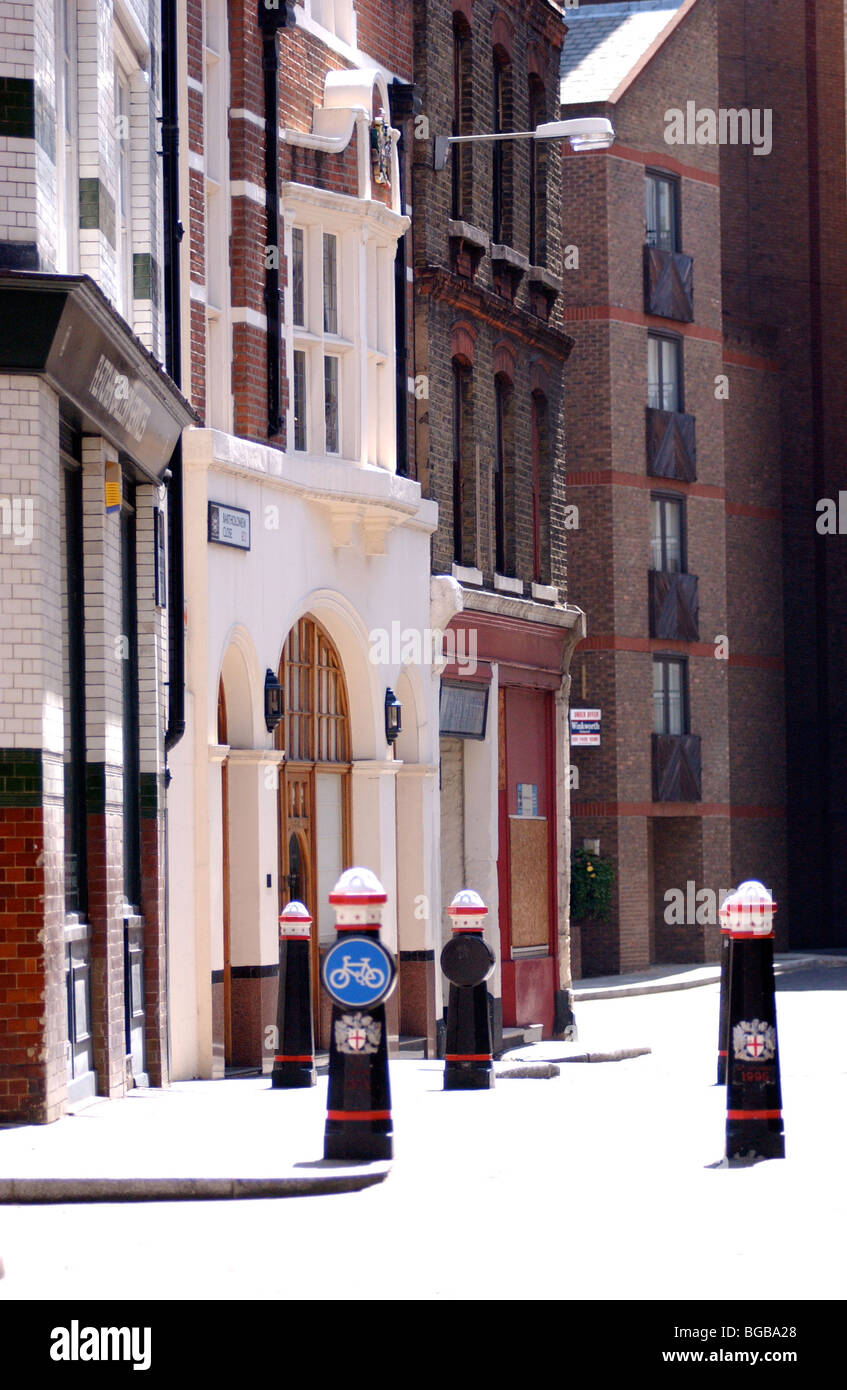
top-left (385, 687), bottom-right (402, 745)
top-left (265, 668), bottom-right (284, 733)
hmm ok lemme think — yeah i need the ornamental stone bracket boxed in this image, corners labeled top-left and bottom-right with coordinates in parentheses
top-left (281, 67), bottom-right (402, 212)
top-left (326, 501), bottom-right (415, 554)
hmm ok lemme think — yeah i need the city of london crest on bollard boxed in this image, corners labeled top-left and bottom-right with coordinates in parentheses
top-left (722, 880), bottom-right (784, 1162)
top-left (440, 889), bottom-right (496, 1091)
top-left (321, 867), bottom-right (397, 1161)
top-left (271, 901), bottom-right (315, 1089)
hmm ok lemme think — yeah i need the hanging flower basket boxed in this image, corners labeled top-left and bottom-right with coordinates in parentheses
top-left (570, 848), bottom-right (614, 922)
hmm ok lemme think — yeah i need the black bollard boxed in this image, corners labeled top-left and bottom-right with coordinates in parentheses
top-left (724, 880), bottom-right (784, 1161)
top-left (441, 889), bottom-right (496, 1091)
top-left (321, 867), bottom-right (397, 1161)
top-left (716, 902), bottom-right (731, 1085)
top-left (271, 901), bottom-right (315, 1089)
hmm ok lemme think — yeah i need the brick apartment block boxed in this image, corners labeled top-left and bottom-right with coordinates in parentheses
top-left (559, 0), bottom-right (847, 973)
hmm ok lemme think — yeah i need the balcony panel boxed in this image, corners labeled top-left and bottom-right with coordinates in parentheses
top-left (644, 245), bottom-right (694, 321)
top-left (646, 407), bottom-right (697, 482)
top-left (649, 570), bottom-right (699, 641)
top-left (652, 732), bottom-right (702, 802)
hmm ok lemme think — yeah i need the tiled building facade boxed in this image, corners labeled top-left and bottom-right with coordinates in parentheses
top-left (0, 0), bottom-right (191, 1122)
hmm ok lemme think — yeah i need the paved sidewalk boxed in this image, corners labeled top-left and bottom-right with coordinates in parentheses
top-left (0, 1077), bottom-right (389, 1202)
top-left (572, 949), bottom-right (844, 1000)
top-left (1, 950), bottom-right (840, 1203)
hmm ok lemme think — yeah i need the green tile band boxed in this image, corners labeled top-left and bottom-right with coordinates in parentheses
top-left (0, 748), bottom-right (43, 807)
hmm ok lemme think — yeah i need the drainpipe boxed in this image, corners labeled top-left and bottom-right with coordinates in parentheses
top-left (389, 81), bottom-right (420, 478)
top-left (259, 3), bottom-right (297, 440)
top-left (160, 0), bottom-right (185, 757)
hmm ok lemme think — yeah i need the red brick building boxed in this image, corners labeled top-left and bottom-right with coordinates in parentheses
top-left (560, 0), bottom-right (847, 974)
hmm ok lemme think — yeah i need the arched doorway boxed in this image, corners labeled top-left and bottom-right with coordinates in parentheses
top-left (276, 616), bottom-right (351, 1025)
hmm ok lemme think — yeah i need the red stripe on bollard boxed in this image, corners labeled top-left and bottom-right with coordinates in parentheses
top-left (274, 1054), bottom-right (313, 1063)
top-left (445, 1053), bottom-right (492, 1061)
top-left (326, 1109), bottom-right (391, 1121)
top-left (727, 1109), bottom-right (782, 1120)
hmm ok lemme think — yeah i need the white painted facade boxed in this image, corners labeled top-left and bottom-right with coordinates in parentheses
top-left (167, 13), bottom-right (443, 1076)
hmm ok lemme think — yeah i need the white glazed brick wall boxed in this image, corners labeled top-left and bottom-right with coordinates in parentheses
top-left (0, 375), bottom-right (64, 751)
top-left (0, 3), bottom-right (34, 76)
top-left (135, 484), bottom-right (168, 773)
top-left (80, 436), bottom-right (125, 767)
top-left (77, 0), bottom-right (118, 302)
top-left (0, 2), bottom-right (56, 262)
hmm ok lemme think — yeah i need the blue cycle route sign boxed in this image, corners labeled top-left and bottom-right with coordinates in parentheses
top-left (321, 936), bottom-right (396, 1008)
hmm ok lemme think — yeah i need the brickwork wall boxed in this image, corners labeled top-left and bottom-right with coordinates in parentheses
top-left (562, 0), bottom-right (738, 972)
top-left (413, 0), bottom-right (571, 595)
top-left (718, 0), bottom-right (847, 946)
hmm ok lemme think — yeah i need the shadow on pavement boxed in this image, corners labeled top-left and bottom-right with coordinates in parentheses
top-left (776, 964), bottom-right (847, 992)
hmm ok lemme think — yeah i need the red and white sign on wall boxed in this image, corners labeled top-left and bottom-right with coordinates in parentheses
top-left (570, 708), bottom-right (601, 746)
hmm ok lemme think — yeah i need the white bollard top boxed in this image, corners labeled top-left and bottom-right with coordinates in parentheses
top-left (447, 887), bottom-right (488, 932)
top-left (719, 880), bottom-right (777, 937)
top-left (279, 900), bottom-right (312, 937)
top-left (328, 866), bottom-right (387, 930)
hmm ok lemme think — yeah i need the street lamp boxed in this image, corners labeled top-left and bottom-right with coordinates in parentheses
top-left (433, 117), bottom-right (615, 171)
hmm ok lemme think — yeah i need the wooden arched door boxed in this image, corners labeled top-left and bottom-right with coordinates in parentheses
top-left (276, 616), bottom-right (351, 1027)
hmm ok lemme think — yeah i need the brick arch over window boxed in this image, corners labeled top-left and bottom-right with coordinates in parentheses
top-left (493, 339), bottom-right (516, 383)
top-left (451, 319), bottom-right (477, 367)
top-left (530, 360), bottom-right (551, 397)
top-left (527, 41), bottom-right (546, 82)
top-left (452, 0), bottom-right (473, 27)
top-left (492, 10), bottom-right (514, 61)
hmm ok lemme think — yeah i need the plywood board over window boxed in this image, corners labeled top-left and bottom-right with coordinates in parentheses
top-left (508, 816), bottom-right (549, 950)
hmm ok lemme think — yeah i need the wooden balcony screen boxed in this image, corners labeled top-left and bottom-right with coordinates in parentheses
top-left (644, 246), bottom-right (694, 321)
top-left (646, 407), bottom-right (697, 481)
top-left (652, 733), bottom-right (702, 802)
top-left (649, 570), bottom-right (700, 641)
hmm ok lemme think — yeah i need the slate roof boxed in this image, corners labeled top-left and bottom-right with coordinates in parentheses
top-left (560, 1), bottom-right (690, 105)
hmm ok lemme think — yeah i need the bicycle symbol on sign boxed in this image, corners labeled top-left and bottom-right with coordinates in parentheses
top-left (327, 955), bottom-right (387, 993)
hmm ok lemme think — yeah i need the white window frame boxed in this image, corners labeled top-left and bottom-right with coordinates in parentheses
top-left (287, 220), bottom-right (354, 458)
top-left (307, 0), bottom-right (355, 47)
top-left (283, 185), bottom-right (406, 470)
